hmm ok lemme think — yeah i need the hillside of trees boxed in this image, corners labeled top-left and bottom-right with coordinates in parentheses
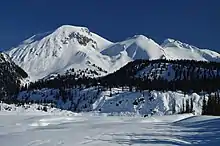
top-left (0, 53), bottom-right (28, 100)
top-left (20, 59), bottom-right (220, 116)
top-left (202, 92), bottom-right (220, 116)
top-left (26, 59), bottom-right (220, 91)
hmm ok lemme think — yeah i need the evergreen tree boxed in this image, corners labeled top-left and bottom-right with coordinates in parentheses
top-left (172, 99), bottom-right (176, 114)
top-left (181, 99), bottom-right (185, 114)
top-left (184, 99), bottom-right (190, 113)
top-left (190, 98), bottom-right (194, 113)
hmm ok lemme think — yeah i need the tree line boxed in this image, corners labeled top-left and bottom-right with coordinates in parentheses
top-left (202, 92), bottom-right (220, 116)
top-left (19, 59), bottom-right (220, 115)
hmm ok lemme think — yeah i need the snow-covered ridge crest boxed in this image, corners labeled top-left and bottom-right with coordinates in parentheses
top-left (101, 34), bottom-right (165, 60)
top-left (162, 38), bottom-right (202, 50)
top-left (162, 38), bottom-right (220, 62)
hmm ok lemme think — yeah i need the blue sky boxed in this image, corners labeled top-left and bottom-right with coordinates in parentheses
top-left (0, 0), bottom-right (219, 51)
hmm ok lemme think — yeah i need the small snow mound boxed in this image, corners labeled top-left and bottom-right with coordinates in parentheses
top-left (174, 115), bottom-right (220, 125)
top-left (29, 116), bottom-right (87, 127)
top-left (29, 122), bottom-right (49, 127)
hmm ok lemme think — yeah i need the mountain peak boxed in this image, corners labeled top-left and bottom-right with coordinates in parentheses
top-left (161, 38), bottom-right (198, 50)
top-left (55, 25), bottom-right (90, 35)
top-left (126, 35), bottom-right (149, 41)
top-left (6, 25), bottom-right (113, 81)
top-left (21, 25), bottom-right (93, 46)
top-left (161, 38), bottom-right (177, 47)
top-left (134, 34), bottom-right (147, 38)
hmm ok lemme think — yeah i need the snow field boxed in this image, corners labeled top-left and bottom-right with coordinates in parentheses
top-left (0, 111), bottom-right (219, 146)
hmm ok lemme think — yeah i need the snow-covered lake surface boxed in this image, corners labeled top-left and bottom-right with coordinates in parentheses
top-left (0, 112), bottom-right (220, 146)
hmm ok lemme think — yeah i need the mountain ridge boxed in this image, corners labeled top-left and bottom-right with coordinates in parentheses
top-left (5, 25), bottom-right (220, 81)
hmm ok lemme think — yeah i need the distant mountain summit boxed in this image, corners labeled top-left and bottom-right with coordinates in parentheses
top-left (162, 38), bottom-right (220, 61)
top-left (6, 25), bottom-right (220, 81)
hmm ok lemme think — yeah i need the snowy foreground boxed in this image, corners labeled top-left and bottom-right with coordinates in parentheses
top-left (0, 111), bottom-right (220, 146)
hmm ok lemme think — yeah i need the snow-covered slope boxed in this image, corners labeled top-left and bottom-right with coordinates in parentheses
top-left (102, 35), bottom-right (165, 60)
top-left (162, 38), bottom-right (220, 62)
top-left (100, 35), bottom-right (165, 71)
top-left (7, 25), bottom-right (113, 81)
top-left (16, 87), bottom-right (205, 115)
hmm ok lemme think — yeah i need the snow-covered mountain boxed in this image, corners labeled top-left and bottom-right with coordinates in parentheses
top-left (6, 25), bottom-right (220, 81)
top-left (102, 35), bottom-right (165, 60)
top-left (162, 38), bottom-right (220, 61)
top-left (6, 25), bottom-right (115, 81)
top-left (101, 35), bottom-right (165, 71)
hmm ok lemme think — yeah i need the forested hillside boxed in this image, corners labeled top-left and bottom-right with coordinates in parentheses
top-left (14, 59), bottom-right (220, 116)
top-left (0, 53), bottom-right (28, 99)
top-left (103, 59), bottom-right (220, 93)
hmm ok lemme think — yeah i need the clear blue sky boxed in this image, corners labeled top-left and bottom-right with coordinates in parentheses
top-left (0, 0), bottom-right (219, 51)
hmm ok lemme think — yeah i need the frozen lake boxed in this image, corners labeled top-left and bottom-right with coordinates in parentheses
top-left (0, 113), bottom-right (220, 146)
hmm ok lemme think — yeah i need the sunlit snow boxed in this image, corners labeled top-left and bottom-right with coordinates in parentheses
top-left (0, 108), bottom-right (219, 146)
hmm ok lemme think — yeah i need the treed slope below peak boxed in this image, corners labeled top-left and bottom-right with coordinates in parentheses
top-left (0, 53), bottom-right (27, 78)
top-left (0, 52), bottom-right (28, 99)
top-left (102, 59), bottom-right (220, 93)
